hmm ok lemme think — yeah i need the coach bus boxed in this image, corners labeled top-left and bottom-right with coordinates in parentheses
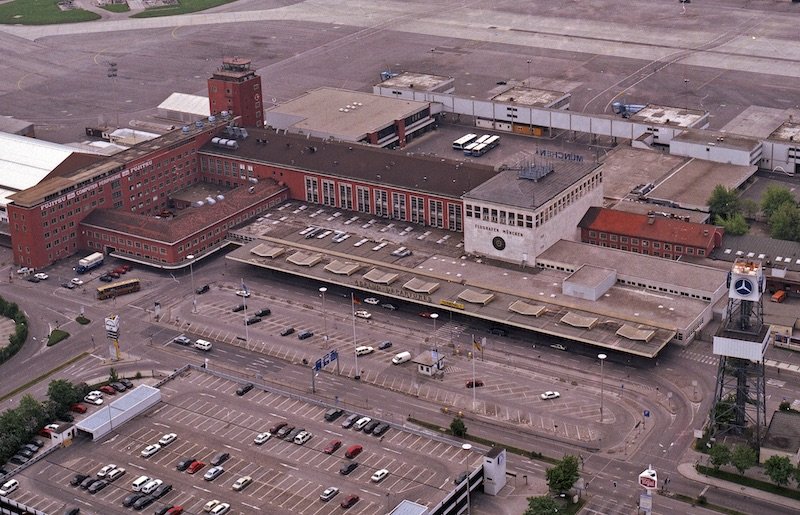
top-left (97, 278), bottom-right (141, 300)
top-left (452, 133), bottom-right (478, 150)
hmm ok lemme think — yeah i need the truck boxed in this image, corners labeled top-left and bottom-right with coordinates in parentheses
top-left (75, 252), bottom-right (104, 274)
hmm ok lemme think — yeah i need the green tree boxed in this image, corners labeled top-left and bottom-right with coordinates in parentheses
top-left (16, 395), bottom-right (48, 435)
top-left (763, 455), bottom-right (794, 486)
top-left (761, 185), bottom-right (796, 221)
top-left (450, 417), bottom-right (467, 437)
top-left (769, 202), bottom-right (800, 241)
top-left (714, 213), bottom-right (749, 236)
top-left (709, 443), bottom-right (731, 471)
top-left (47, 379), bottom-right (83, 416)
top-left (708, 185), bottom-right (740, 219)
top-left (109, 367), bottom-right (119, 383)
top-left (740, 199), bottom-right (760, 219)
top-left (793, 463), bottom-right (800, 486)
top-left (730, 444), bottom-right (757, 475)
top-left (545, 455), bottom-right (580, 493)
top-left (524, 495), bottom-right (560, 515)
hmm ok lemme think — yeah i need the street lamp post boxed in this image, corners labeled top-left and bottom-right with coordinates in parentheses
top-left (526, 59), bottom-right (531, 86)
top-left (598, 353), bottom-right (607, 422)
top-left (319, 287), bottom-right (328, 345)
top-left (430, 313), bottom-right (439, 352)
top-left (187, 254), bottom-right (196, 313)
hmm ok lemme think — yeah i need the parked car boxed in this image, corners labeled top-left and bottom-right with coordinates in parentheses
top-left (232, 475), bottom-right (253, 491)
top-left (339, 462), bottom-right (358, 475)
top-left (119, 378), bottom-right (134, 389)
top-left (70, 474), bottom-right (89, 486)
top-left (255, 308), bottom-right (271, 317)
top-left (132, 495), bottom-right (155, 510)
top-left (88, 480), bottom-right (109, 494)
top-left (176, 457), bottom-right (196, 471)
top-left (354, 310), bottom-right (371, 319)
top-left (204, 466), bottom-right (224, 481)
top-left (99, 275), bottom-right (113, 282)
top-left (97, 463), bottom-right (117, 478)
top-left (340, 494), bottom-right (360, 508)
top-left (83, 394), bottom-right (103, 405)
top-left (70, 403), bottom-right (87, 413)
top-left (466, 380), bottom-right (485, 388)
top-left (210, 504), bottom-right (230, 515)
top-left (203, 499), bottom-right (220, 512)
top-left (319, 486), bottom-right (339, 502)
top-left (196, 284), bottom-right (210, 294)
top-left (0, 479), bottom-right (19, 495)
top-left (353, 416), bottom-right (371, 430)
top-left (254, 432), bottom-right (271, 445)
top-left (186, 460), bottom-right (205, 474)
top-left (297, 330), bottom-right (313, 340)
top-left (371, 469), bottom-right (389, 483)
top-left (363, 297), bottom-right (379, 305)
top-left (540, 391), bottom-right (561, 400)
top-left (173, 335), bottom-right (192, 346)
top-left (99, 385), bottom-right (117, 395)
top-left (64, 508), bottom-right (80, 515)
top-left (122, 492), bottom-right (145, 507)
top-left (341, 413), bottom-right (359, 428)
top-left (245, 316), bottom-right (262, 325)
top-left (9, 454), bottom-right (29, 465)
top-left (363, 420), bottom-right (380, 434)
top-left (377, 340), bottom-right (393, 350)
top-left (70, 278), bottom-right (84, 286)
top-left (344, 444), bottom-right (363, 459)
top-left (381, 303), bottom-right (398, 311)
top-left (294, 431), bottom-right (312, 445)
top-left (34, 273), bottom-right (49, 280)
top-left (158, 433), bottom-right (178, 446)
top-left (232, 304), bottom-right (246, 312)
top-left (62, 281), bottom-right (77, 289)
top-left (550, 344), bottom-right (567, 351)
top-left (285, 427), bottom-right (304, 441)
top-left (140, 444), bottom-right (161, 457)
top-left (269, 421), bottom-right (288, 433)
top-left (106, 467), bottom-right (126, 482)
top-left (276, 425), bottom-right (294, 439)
top-left (235, 289), bottom-right (250, 297)
top-left (373, 422), bottom-right (390, 437)
top-left (152, 483), bottom-right (173, 499)
top-left (236, 383), bottom-right (254, 396)
top-left (79, 477), bottom-right (96, 489)
top-left (210, 452), bottom-right (230, 466)
top-left (26, 275), bottom-right (40, 283)
top-left (280, 327), bottom-right (295, 336)
top-left (324, 408), bottom-right (343, 421)
top-left (165, 507), bottom-right (183, 515)
top-left (323, 440), bottom-right (342, 454)
top-left (110, 382), bottom-right (127, 392)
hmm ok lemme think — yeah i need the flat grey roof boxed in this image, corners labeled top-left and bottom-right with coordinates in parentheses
top-left (712, 233), bottom-right (800, 272)
top-left (490, 86), bottom-right (567, 107)
top-left (763, 410), bottom-right (800, 453)
top-left (565, 264), bottom-right (615, 288)
top-left (768, 120), bottom-right (800, 143)
top-left (721, 106), bottom-right (789, 139)
top-left (598, 146), bottom-right (686, 202)
top-left (630, 104), bottom-right (706, 128)
top-left (646, 159), bottom-right (757, 210)
top-left (264, 87), bottom-right (430, 140)
top-left (610, 200), bottom-right (710, 224)
top-left (377, 71), bottom-right (452, 91)
top-left (463, 161), bottom-right (599, 209)
top-left (671, 129), bottom-right (761, 151)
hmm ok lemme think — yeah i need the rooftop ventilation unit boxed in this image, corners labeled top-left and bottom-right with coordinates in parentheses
top-left (181, 126), bottom-right (190, 133)
top-left (517, 162), bottom-right (554, 182)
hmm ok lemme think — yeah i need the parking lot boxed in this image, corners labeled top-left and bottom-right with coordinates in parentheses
top-left (10, 369), bottom-right (483, 515)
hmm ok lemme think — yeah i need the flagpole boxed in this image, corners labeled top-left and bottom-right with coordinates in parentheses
top-left (241, 278), bottom-right (249, 343)
top-left (352, 293), bottom-right (360, 380)
top-left (472, 334), bottom-right (476, 411)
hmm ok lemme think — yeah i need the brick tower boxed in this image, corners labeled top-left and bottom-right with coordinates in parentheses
top-left (207, 57), bottom-right (264, 128)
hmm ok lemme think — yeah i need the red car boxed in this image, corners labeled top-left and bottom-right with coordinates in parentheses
top-left (323, 440), bottom-right (342, 455)
top-left (344, 444), bottom-right (362, 459)
top-left (70, 403), bottom-right (87, 413)
top-left (186, 461), bottom-right (205, 474)
top-left (341, 494), bottom-right (359, 509)
top-left (99, 385), bottom-right (117, 395)
top-left (418, 312), bottom-right (433, 318)
top-left (113, 266), bottom-right (127, 275)
top-left (165, 507), bottom-right (183, 515)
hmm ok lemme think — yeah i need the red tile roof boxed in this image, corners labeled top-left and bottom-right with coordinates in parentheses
top-left (578, 207), bottom-right (721, 248)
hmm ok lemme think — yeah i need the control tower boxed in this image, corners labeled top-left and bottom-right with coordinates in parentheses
top-left (710, 259), bottom-right (769, 445)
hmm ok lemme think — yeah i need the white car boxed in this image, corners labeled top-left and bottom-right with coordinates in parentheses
top-left (140, 443), bottom-right (161, 457)
top-left (540, 391), bottom-right (561, 400)
top-left (235, 289), bottom-right (250, 297)
top-left (363, 297), bottom-right (380, 305)
top-left (97, 464), bottom-right (117, 478)
top-left (158, 432), bottom-right (177, 446)
top-left (106, 467), bottom-right (126, 482)
top-left (70, 278), bottom-right (84, 286)
top-left (371, 468), bottom-right (389, 483)
top-left (84, 395), bottom-right (103, 405)
top-left (34, 273), bottom-right (49, 280)
top-left (0, 479), bottom-right (19, 495)
top-left (355, 345), bottom-right (374, 356)
top-left (203, 499), bottom-right (221, 512)
top-left (232, 475), bottom-right (253, 491)
top-left (210, 503), bottom-right (231, 515)
top-left (354, 416), bottom-right (372, 430)
top-left (254, 432), bottom-right (271, 445)
top-left (354, 310), bottom-right (372, 319)
top-left (294, 431), bottom-right (312, 445)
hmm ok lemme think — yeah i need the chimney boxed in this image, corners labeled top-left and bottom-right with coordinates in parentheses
top-left (647, 213), bottom-right (655, 225)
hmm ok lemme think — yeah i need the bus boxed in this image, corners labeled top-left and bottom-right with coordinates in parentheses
top-left (463, 142), bottom-right (481, 155)
top-left (97, 278), bottom-right (141, 300)
top-left (485, 135), bottom-right (500, 149)
top-left (470, 143), bottom-right (489, 157)
top-left (474, 135), bottom-right (491, 146)
top-left (452, 134), bottom-right (478, 150)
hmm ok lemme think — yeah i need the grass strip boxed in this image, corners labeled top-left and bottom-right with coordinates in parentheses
top-left (0, 0), bottom-right (100, 25)
top-left (697, 465), bottom-right (800, 500)
top-left (131, 0), bottom-right (234, 18)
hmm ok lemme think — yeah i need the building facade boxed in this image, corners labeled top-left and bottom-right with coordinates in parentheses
top-left (207, 57), bottom-right (264, 129)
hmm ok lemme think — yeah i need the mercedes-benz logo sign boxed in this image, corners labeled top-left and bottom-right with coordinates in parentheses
top-left (734, 278), bottom-right (753, 297)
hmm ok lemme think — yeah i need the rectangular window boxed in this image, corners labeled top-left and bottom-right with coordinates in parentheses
top-left (610, 234), bottom-right (618, 242)
top-left (653, 242), bottom-right (661, 249)
top-left (588, 231), bottom-right (597, 238)
top-left (374, 189), bottom-right (388, 217)
top-left (687, 247), bottom-right (694, 255)
top-left (339, 183), bottom-right (353, 210)
top-left (674, 245), bottom-right (683, 253)
top-left (304, 176), bottom-right (319, 203)
top-left (411, 196), bottom-right (425, 224)
top-left (621, 236), bottom-right (629, 243)
top-left (631, 238), bottom-right (639, 245)
top-left (356, 186), bottom-right (370, 213)
top-left (599, 233), bottom-right (607, 240)
top-left (448, 203), bottom-right (462, 231)
top-left (392, 192), bottom-right (407, 220)
top-left (642, 240), bottom-right (649, 247)
top-left (429, 199), bottom-right (444, 228)
top-left (321, 179), bottom-right (336, 207)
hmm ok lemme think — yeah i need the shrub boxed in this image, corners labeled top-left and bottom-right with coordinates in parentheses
top-left (76, 315), bottom-right (90, 325)
top-left (47, 329), bottom-right (70, 347)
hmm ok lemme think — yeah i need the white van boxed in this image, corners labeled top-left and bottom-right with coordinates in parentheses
top-left (355, 345), bottom-right (374, 356)
top-left (131, 475), bottom-right (150, 491)
top-left (140, 478), bottom-right (163, 494)
top-left (195, 339), bottom-right (212, 351)
top-left (392, 351), bottom-right (411, 365)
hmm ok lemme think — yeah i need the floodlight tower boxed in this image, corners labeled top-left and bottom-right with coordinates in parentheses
top-left (710, 258), bottom-right (769, 446)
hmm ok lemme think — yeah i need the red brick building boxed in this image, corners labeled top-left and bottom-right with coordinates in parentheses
top-left (207, 57), bottom-right (264, 129)
top-left (578, 207), bottom-right (723, 259)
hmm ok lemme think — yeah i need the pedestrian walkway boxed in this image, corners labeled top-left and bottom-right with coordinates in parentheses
top-left (680, 347), bottom-right (800, 375)
top-left (677, 462), bottom-right (800, 511)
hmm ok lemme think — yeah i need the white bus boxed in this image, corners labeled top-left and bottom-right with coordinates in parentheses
top-left (471, 143), bottom-right (489, 157)
top-left (463, 142), bottom-right (480, 155)
top-left (474, 135), bottom-right (491, 145)
top-left (452, 134), bottom-right (478, 150)
top-left (485, 135), bottom-right (500, 149)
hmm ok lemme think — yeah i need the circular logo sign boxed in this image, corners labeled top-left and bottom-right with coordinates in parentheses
top-left (734, 278), bottom-right (753, 297)
top-left (492, 236), bottom-right (506, 251)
